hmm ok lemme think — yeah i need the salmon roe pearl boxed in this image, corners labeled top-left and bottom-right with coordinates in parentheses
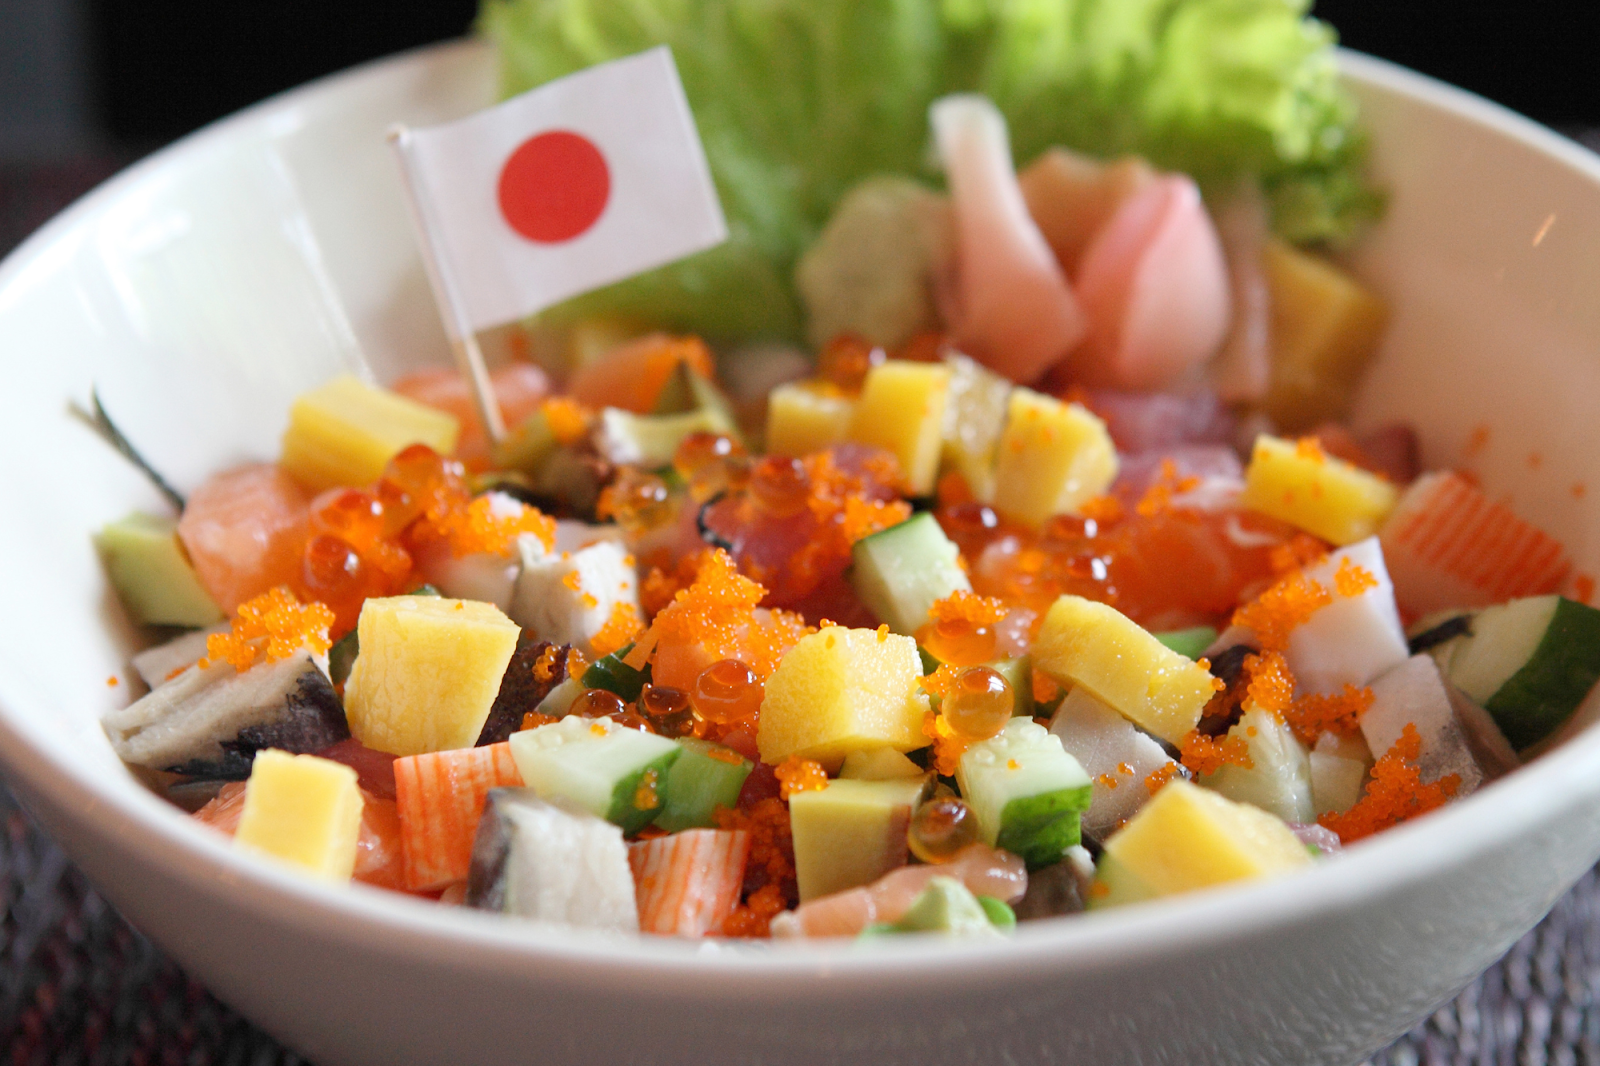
top-left (674, 432), bottom-right (749, 503)
top-left (309, 488), bottom-right (386, 551)
top-left (908, 797), bottom-right (981, 864)
top-left (692, 659), bottom-right (764, 724)
top-left (639, 685), bottom-right (697, 738)
top-left (749, 456), bottom-right (810, 517)
top-left (570, 689), bottom-right (627, 719)
top-left (818, 333), bottom-right (885, 393)
top-left (941, 666), bottom-right (1013, 741)
top-left (600, 468), bottom-right (674, 536)
top-left (918, 618), bottom-right (998, 669)
top-left (377, 444), bottom-right (467, 535)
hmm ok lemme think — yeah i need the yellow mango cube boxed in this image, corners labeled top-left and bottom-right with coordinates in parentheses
top-left (1104, 779), bottom-right (1312, 897)
top-left (281, 374), bottom-right (460, 492)
top-left (789, 776), bottom-right (930, 901)
top-left (344, 596), bottom-right (521, 756)
top-left (1260, 240), bottom-right (1389, 431)
top-left (757, 627), bottom-right (930, 770)
top-left (234, 750), bottom-right (363, 882)
top-left (1032, 595), bottom-right (1217, 744)
top-left (766, 382), bottom-right (857, 458)
top-left (1240, 434), bottom-right (1399, 546)
top-left (846, 361), bottom-right (950, 496)
top-left (990, 389), bottom-right (1117, 528)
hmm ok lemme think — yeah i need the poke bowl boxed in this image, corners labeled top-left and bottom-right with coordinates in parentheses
top-left (1, 23), bottom-right (1600, 1066)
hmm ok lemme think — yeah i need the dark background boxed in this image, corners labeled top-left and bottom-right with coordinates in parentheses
top-left (2, 0), bottom-right (1597, 162)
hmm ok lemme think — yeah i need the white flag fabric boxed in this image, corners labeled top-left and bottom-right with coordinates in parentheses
top-left (393, 46), bottom-right (727, 332)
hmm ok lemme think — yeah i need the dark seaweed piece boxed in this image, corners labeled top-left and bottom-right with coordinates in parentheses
top-left (84, 388), bottom-right (186, 511)
top-left (227, 669), bottom-right (350, 756)
top-left (160, 668), bottom-right (349, 779)
top-left (1206, 643), bottom-right (1255, 688)
top-left (1409, 614), bottom-right (1473, 655)
top-left (696, 491), bottom-right (735, 553)
top-left (162, 778), bottom-right (233, 812)
top-left (465, 788), bottom-right (520, 912)
top-left (477, 640), bottom-right (570, 746)
top-left (1012, 860), bottom-right (1087, 921)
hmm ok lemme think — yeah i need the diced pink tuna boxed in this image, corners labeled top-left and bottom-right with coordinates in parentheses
top-left (931, 96), bottom-right (1087, 384)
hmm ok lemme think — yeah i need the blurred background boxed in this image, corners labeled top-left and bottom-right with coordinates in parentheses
top-left (3, 0), bottom-right (1598, 169)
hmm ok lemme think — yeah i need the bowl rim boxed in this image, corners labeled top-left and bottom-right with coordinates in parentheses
top-left (1, 39), bottom-right (1599, 988)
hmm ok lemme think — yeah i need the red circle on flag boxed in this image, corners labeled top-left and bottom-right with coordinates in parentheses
top-left (497, 130), bottom-right (610, 244)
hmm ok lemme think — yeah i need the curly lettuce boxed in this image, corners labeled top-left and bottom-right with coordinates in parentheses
top-left (479, 0), bottom-right (1381, 342)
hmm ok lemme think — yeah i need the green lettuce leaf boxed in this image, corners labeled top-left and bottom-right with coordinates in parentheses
top-left (480, 0), bottom-right (1380, 342)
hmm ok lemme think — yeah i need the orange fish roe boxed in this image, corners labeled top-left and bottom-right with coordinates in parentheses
top-left (590, 602), bottom-right (644, 659)
top-left (564, 647), bottom-right (590, 679)
top-left (1334, 558), bottom-right (1378, 598)
top-left (519, 711), bottom-right (558, 732)
top-left (1134, 459), bottom-right (1202, 518)
top-left (541, 397), bottom-right (591, 446)
top-left (773, 450), bottom-right (910, 599)
top-left (1319, 723), bottom-right (1460, 843)
top-left (919, 711), bottom-right (967, 777)
top-left (440, 495), bottom-right (555, 558)
top-left (1269, 534), bottom-right (1330, 576)
top-left (919, 662), bottom-right (965, 701)
top-left (1295, 436), bottom-right (1328, 463)
top-left (916, 590), bottom-right (1009, 667)
top-left (714, 798), bottom-right (796, 937)
top-left (106, 676), bottom-right (119, 687)
top-left (532, 644), bottom-right (563, 683)
top-left (638, 550), bottom-right (705, 619)
top-left (774, 756), bottom-right (828, 799)
top-left (199, 586), bottom-right (334, 672)
top-left (1285, 684), bottom-right (1373, 745)
top-left (1144, 762), bottom-right (1182, 795)
top-left (1077, 495), bottom-right (1125, 523)
top-left (1232, 569), bottom-right (1333, 652)
top-left (632, 768), bottom-right (662, 812)
top-left (1243, 650), bottom-right (1296, 717)
top-left (1096, 773), bottom-right (1121, 791)
top-left (1032, 668), bottom-right (1061, 706)
top-left (936, 470), bottom-right (975, 508)
top-left (639, 549), bottom-right (812, 683)
top-left (1178, 730), bottom-right (1253, 776)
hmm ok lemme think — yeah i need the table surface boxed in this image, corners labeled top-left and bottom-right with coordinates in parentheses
top-left (3, 158), bottom-right (1598, 1066)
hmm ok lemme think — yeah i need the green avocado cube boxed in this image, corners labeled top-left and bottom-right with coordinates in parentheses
top-left (94, 512), bottom-right (224, 627)
top-left (788, 775), bottom-right (931, 902)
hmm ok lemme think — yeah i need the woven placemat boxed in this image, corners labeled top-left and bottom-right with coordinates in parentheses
top-left (0, 778), bottom-right (1593, 1065)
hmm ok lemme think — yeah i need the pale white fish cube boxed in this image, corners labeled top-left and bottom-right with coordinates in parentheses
top-left (1446, 684), bottom-right (1520, 780)
top-left (1361, 654), bottom-right (1484, 795)
top-left (1047, 686), bottom-right (1172, 838)
top-left (1285, 537), bottom-right (1409, 696)
top-left (131, 624), bottom-right (227, 689)
top-left (553, 520), bottom-right (625, 555)
top-left (416, 494), bottom-right (547, 612)
top-left (1200, 705), bottom-right (1315, 825)
top-left (510, 539), bottom-right (639, 656)
top-left (1309, 731), bottom-right (1372, 817)
top-left (467, 788), bottom-right (638, 933)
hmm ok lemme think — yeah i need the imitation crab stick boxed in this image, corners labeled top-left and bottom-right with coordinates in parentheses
top-left (628, 828), bottom-right (752, 936)
top-left (393, 742), bottom-right (522, 891)
top-left (1379, 471), bottom-right (1571, 617)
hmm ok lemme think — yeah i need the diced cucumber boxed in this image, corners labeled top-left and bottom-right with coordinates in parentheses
top-left (1155, 626), bottom-right (1219, 660)
top-left (956, 718), bottom-right (1092, 869)
top-left (595, 407), bottom-right (740, 469)
top-left (532, 676), bottom-right (585, 719)
top-left (654, 739), bottom-right (752, 832)
top-left (1200, 706), bottom-right (1315, 824)
top-left (508, 717), bottom-right (682, 835)
top-left (650, 360), bottom-right (742, 434)
top-left (1446, 595), bottom-right (1600, 750)
top-left (581, 643), bottom-right (651, 702)
top-left (872, 876), bottom-right (1006, 938)
top-left (849, 512), bottom-right (970, 635)
top-left (1308, 731), bottom-right (1371, 817)
top-left (94, 512), bottom-right (224, 627)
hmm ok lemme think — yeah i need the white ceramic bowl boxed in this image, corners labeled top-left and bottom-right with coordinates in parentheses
top-left (2, 38), bottom-right (1599, 1066)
